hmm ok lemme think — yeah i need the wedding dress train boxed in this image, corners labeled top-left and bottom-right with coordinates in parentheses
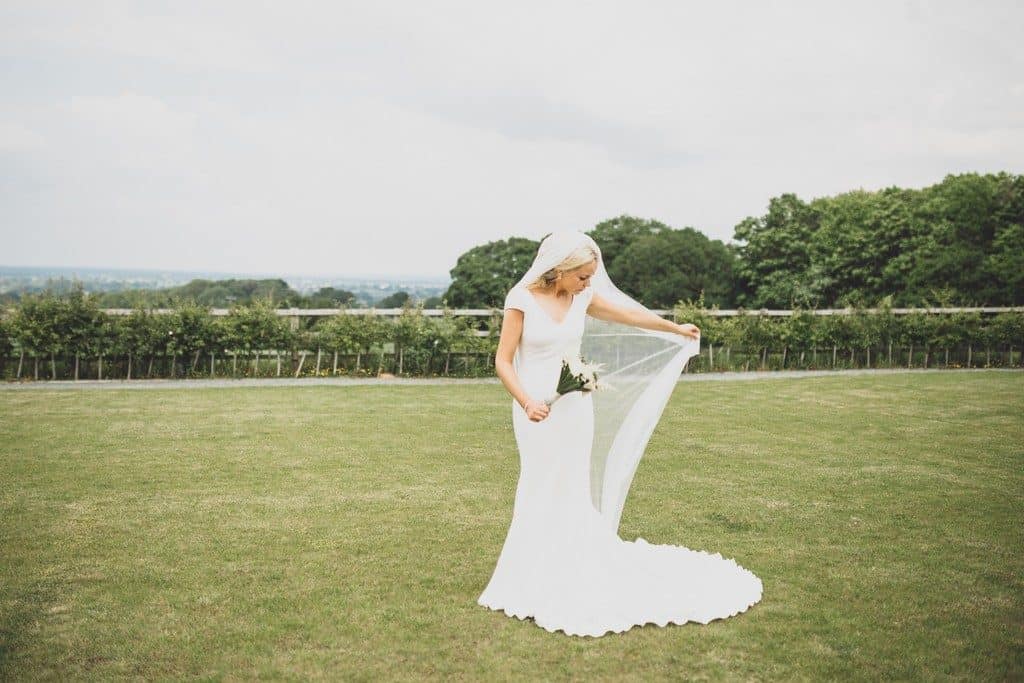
top-left (477, 284), bottom-right (763, 637)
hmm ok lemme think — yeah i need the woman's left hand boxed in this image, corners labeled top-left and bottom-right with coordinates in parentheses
top-left (677, 323), bottom-right (700, 339)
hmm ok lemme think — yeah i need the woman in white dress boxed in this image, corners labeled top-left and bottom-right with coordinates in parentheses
top-left (477, 230), bottom-right (763, 637)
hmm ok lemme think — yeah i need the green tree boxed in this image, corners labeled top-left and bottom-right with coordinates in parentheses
top-left (223, 300), bottom-right (291, 376)
top-left (392, 303), bottom-right (432, 375)
top-left (306, 287), bottom-right (358, 308)
top-left (731, 173), bottom-right (1023, 308)
top-left (377, 291), bottom-right (411, 308)
top-left (898, 173), bottom-right (1021, 305)
top-left (0, 315), bottom-right (12, 378)
top-left (444, 237), bottom-right (540, 308)
top-left (611, 228), bottom-right (735, 308)
top-left (318, 307), bottom-right (384, 374)
top-left (9, 293), bottom-right (64, 379)
top-left (61, 287), bottom-right (105, 380)
top-left (733, 194), bottom-right (823, 308)
top-left (429, 307), bottom-right (480, 375)
top-left (163, 303), bottom-right (217, 377)
top-left (811, 188), bottom-right (913, 307)
top-left (95, 277), bottom-right (301, 309)
top-left (991, 312), bottom-right (1024, 366)
top-left (84, 311), bottom-right (117, 380)
top-left (984, 223), bottom-right (1024, 304)
top-left (588, 215), bottom-right (670, 274)
top-left (119, 307), bottom-right (163, 379)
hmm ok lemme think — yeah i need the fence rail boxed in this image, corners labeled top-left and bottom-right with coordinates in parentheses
top-left (90, 305), bottom-right (1024, 316)
top-left (89, 305), bottom-right (1024, 337)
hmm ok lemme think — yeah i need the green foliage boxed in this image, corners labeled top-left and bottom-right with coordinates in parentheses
top-left (290, 327), bottom-right (317, 355)
top-left (428, 307), bottom-right (476, 354)
top-left (734, 172), bottom-right (1024, 307)
top-left (86, 314), bottom-right (118, 358)
top-left (714, 315), bottom-right (746, 350)
top-left (588, 215), bottom-right (670, 272)
top-left (985, 223), bottom-right (1024, 303)
top-left (3, 288), bottom-right (1023, 380)
top-left (317, 312), bottom-right (365, 355)
top-left (0, 316), bottom-right (12, 359)
top-left (351, 314), bottom-right (393, 355)
top-left (305, 287), bottom-right (357, 308)
top-left (444, 236), bottom-right (540, 308)
top-left (60, 287), bottom-right (105, 357)
top-left (119, 308), bottom-right (163, 357)
top-left (163, 303), bottom-right (217, 356)
top-left (376, 291), bottom-right (411, 308)
top-left (672, 292), bottom-right (720, 343)
top-left (93, 278), bottom-right (302, 308)
top-left (391, 304), bottom-right (432, 374)
top-left (733, 194), bottom-right (824, 308)
top-left (608, 227), bottom-right (735, 308)
top-left (898, 309), bottom-right (938, 351)
top-left (785, 309), bottom-right (817, 351)
top-left (9, 292), bottom-right (65, 357)
top-left (991, 312), bottom-right (1024, 346)
top-left (438, 173), bottom-right (1020, 310)
top-left (735, 311), bottom-right (775, 352)
top-left (222, 299), bottom-right (291, 352)
top-left (444, 215), bottom-right (738, 309)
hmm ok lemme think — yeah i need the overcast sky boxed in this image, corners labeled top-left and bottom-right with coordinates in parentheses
top-left (2, 1), bottom-right (1022, 278)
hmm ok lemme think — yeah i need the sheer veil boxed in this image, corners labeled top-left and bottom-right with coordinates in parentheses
top-left (508, 230), bottom-right (701, 535)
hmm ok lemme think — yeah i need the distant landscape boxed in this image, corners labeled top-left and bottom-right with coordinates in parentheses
top-left (0, 265), bottom-right (450, 309)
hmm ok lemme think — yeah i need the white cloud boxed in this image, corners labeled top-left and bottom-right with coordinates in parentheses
top-left (66, 93), bottom-right (199, 169)
top-left (0, 120), bottom-right (46, 151)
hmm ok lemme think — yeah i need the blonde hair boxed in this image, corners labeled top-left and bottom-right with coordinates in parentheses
top-left (526, 244), bottom-right (598, 291)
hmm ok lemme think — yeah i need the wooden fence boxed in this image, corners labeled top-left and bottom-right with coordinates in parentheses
top-left (3, 306), bottom-right (1022, 381)
top-left (97, 305), bottom-right (1024, 337)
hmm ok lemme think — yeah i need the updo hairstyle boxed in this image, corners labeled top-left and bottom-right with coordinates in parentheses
top-left (526, 243), bottom-right (598, 291)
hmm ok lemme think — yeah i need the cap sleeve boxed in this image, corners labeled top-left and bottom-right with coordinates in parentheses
top-left (503, 286), bottom-right (529, 312)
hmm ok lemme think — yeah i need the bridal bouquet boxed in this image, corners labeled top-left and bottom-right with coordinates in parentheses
top-left (543, 348), bottom-right (608, 408)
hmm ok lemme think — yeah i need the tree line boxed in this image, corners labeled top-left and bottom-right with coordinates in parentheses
top-left (0, 276), bottom-right (437, 311)
top-left (444, 172), bottom-right (1022, 309)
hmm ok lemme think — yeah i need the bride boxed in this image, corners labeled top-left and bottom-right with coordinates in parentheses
top-left (477, 230), bottom-right (763, 637)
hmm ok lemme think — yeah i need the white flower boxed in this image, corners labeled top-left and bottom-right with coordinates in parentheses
top-left (564, 351), bottom-right (585, 377)
top-left (561, 343), bottom-right (607, 392)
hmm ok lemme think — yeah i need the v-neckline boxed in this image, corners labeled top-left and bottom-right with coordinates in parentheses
top-left (526, 288), bottom-right (575, 326)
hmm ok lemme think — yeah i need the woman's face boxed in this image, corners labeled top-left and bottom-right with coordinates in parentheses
top-left (565, 260), bottom-right (598, 294)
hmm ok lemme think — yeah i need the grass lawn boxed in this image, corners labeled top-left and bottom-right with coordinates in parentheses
top-left (1, 372), bottom-right (1022, 680)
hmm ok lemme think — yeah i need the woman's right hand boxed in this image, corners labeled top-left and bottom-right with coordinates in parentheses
top-left (523, 398), bottom-right (550, 422)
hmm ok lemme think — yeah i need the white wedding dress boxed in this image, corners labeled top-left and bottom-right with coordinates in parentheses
top-left (477, 284), bottom-right (763, 637)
